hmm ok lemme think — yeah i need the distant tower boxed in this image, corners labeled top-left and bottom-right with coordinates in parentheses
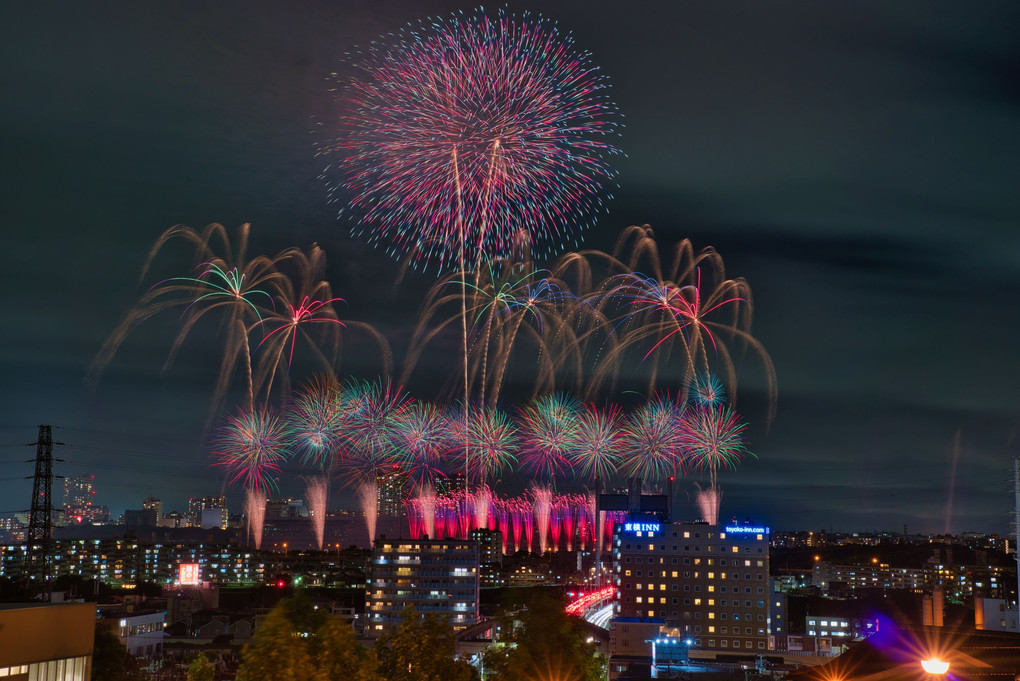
top-left (27, 425), bottom-right (62, 595)
top-left (63, 474), bottom-right (96, 523)
top-left (377, 468), bottom-right (406, 517)
top-left (143, 496), bottom-right (163, 519)
top-left (188, 496), bottom-right (227, 528)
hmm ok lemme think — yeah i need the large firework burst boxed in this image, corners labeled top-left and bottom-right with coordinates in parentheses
top-left (518, 393), bottom-right (581, 484)
top-left (324, 7), bottom-right (622, 271)
top-left (212, 406), bottom-right (291, 493)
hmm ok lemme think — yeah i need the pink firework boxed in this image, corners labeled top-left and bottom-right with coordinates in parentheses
top-left (212, 407), bottom-right (289, 494)
top-left (327, 8), bottom-right (622, 271)
top-left (287, 374), bottom-right (347, 466)
top-left (518, 393), bottom-right (581, 485)
top-left (389, 401), bottom-right (451, 493)
top-left (680, 405), bottom-right (750, 477)
top-left (619, 394), bottom-right (686, 482)
top-left (570, 402), bottom-right (624, 484)
top-left (341, 379), bottom-right (411, 485)
top-left (258, 295), bottom-right (346, 368)
top-left (448, 404), bottom-right (518, 484)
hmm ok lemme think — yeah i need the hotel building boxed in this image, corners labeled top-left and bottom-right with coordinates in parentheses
top-left (613, 520), bottom-right (771, 653)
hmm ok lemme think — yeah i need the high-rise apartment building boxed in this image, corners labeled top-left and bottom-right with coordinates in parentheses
top-left (376, 469), bottom-right (405, 517)
top-left (63, 474), bottom-right (109, 524)
top-left (142, 497), bottom-right (162, 518)
top-left (187, 497), bottom-right (227, 529)
top-left (366, 537), bottom-right (480, 637)
top-left (613, 520), bottom-right (770, 654)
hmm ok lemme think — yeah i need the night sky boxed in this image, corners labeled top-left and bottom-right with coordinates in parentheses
top-left (2, 0), bottom-right (1019, 535)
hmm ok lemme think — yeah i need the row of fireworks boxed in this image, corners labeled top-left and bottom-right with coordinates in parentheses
top-left (215, 375), bottom-right (749, 496)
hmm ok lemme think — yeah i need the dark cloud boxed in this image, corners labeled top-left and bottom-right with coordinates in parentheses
top-left (1, 0), bottom-right (1018, 532)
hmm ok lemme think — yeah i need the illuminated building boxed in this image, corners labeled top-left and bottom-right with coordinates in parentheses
top-left (805, 614), bottom-right (852, 638)
top-left (63, 474), bottom-right (109, 524)
top-left (187, 497), bottom-right (227, 529)
top-left (0, 538), bottom-right (267, 586)
top-left (812, 561), bottom-right (927, 594)
top-left (142, 497), bottom-right (162, 518)
top-left (469, 528), bottom-right (504, 587)
top-left (974, 596), bottom-right (1020, 633)
top-left (367, 538), bottom-right (479, 637)
top-left (613, 521), bottom-right (771, 653)
top-left (376, 469), bottom-right (406, 517)
top-left (99, 605), bottom-right (165, 657)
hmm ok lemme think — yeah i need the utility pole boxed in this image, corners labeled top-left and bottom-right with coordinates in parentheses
top-left (26, 425), bottom-right (62, 600)
top-left (1014, 457), bottom-right (1019, 615)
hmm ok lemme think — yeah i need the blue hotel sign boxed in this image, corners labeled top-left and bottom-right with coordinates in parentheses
top-left (623, 522), bottom-right (661, 533)
top-left (724, 526), bottom-right (769, 534)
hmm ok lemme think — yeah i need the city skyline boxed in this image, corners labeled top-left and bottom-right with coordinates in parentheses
top-left (2, 0), bottom-right (1019, 535)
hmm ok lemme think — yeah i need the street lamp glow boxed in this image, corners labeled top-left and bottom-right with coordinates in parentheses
top-left (920, 659), bottom-right (950, 675)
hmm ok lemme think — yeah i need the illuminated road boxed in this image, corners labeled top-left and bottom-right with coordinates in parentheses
top-left (565, 585), bottom-right (616, 630)
top-left (587, 603), bottom-right (615, 629)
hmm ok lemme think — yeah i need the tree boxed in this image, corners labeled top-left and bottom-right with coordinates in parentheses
top-left (316, 616), bottom-right (379, 681)
top-left (235, 604), bottom-right (315, 681)
top-left (186, 653), bottom-right (216, 681)
top-left (374, 607), bottom-right (474, 681)
top-left (483, 594), bottom-right (605, 681)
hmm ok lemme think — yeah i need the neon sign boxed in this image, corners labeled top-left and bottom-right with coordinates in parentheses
top-left (724, 526), bottom-right (769, 535)
top-left (178, 563), bottom-right (200, 585)
top-left (623, 522), bottom-right (661, 533)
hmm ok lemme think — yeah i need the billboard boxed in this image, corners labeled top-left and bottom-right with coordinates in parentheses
top-left (178, 563), bottom-right (200, 585)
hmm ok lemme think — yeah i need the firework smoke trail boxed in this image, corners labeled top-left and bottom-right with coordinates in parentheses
top-left (455, 492), bottom-right (471, 538)
top-left (696, 485), bottom-right (722, 525)
top-left (510, 500), bottom-right (525, 552)
top-left (532, 487), bottom-right (552, 554)
top-left (586, 492), bottom-right (597, 550)
top-left (405, 498), bottom-right (423, 539)
top-left (357, 479), bottom-right (379, 545)
top-left (305, 476), bottom-right (329, 550)
top-left (472, 485), bottom-right (494, 531)
top-left (212, 407), bottom-right (289, 494)
top-left (419, 484), bottom-right (436, 538)
top-left (244, 488), bottom-right (268, 550)
top-left (549, 501), bottom-right (563, 551)
top-left (494, 500), bottom-right (510, 553)
top-left (88, 223), bottom-right (283, 419)
top-left (519, 393), bottom-right (581, 486)
top-left (328, 8), bottom-right (622, 272)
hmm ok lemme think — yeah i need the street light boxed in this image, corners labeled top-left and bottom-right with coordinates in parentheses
top-left (920, 659), bottom-right (950, 675)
